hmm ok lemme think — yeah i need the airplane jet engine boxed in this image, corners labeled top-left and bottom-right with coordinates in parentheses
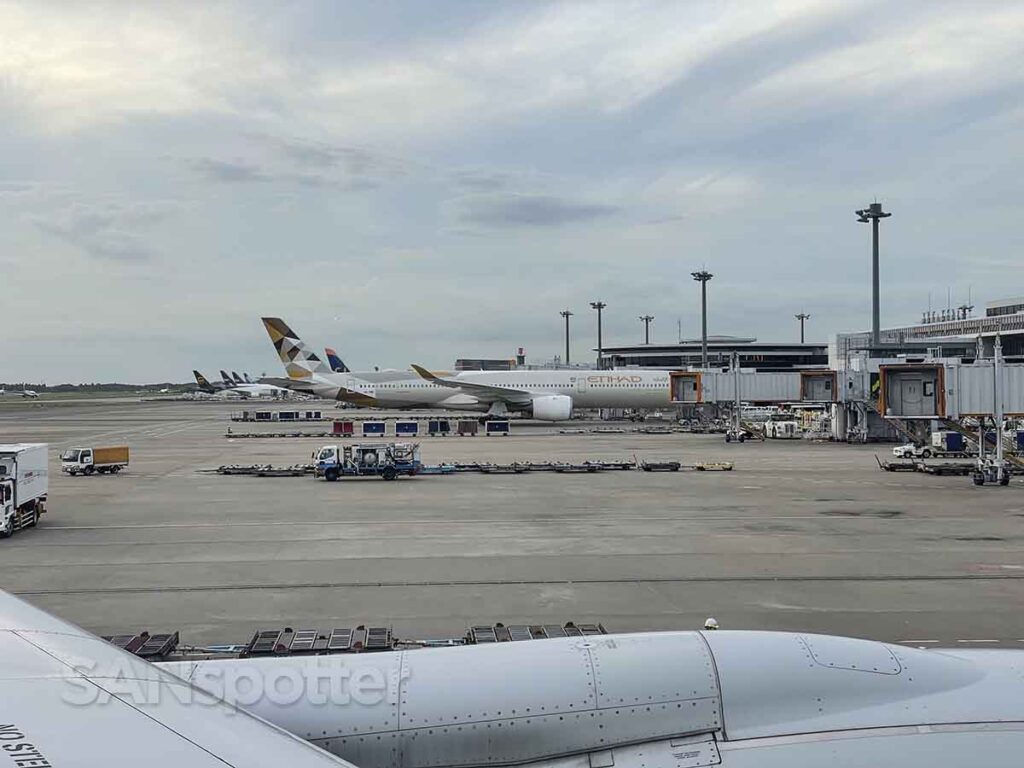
top-left (530, 394), bottom-right (572, 421)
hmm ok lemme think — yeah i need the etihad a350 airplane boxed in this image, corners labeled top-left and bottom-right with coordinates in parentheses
top-left (262, 317), bottom-right (672, 420)
top-left (5, 587), bottom-right (1024, 766)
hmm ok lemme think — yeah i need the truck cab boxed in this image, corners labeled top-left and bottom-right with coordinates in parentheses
top-left (0, 444), bottom-right (48, 538)
top-left (61, 448), bottom-right (93, 474)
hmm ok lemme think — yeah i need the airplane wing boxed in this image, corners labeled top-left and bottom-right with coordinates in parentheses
top-left (411, 364), bottom-right (534, 404)
top-left (0, 591), bottom-right (355, 768)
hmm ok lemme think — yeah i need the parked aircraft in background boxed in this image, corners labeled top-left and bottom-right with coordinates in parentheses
top-left (5, 587), bottom-right (1024, 766)
top-left (193, 370), bottom-right (288, 399)
top-left (263, 317), bottom-right (671, 420)
top-left (325, 347), bottom-right (350, 373)
top-left (193, 370), bottom-right (230, 393)
top-left (3, 388), bottom-right (43, 398)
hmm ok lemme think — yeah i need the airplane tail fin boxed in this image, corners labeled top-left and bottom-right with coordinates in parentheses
top-left (243, 373), bottom-right (253, 383)
top-left (193, 370), bottom-right (214, 392)
top-left (220, 370), bottom-right (234, 386)
top-left (324, 347), bottom-right (350, 373)
top-left (231, 372), bottom-right (244, 384)
top-left (262, 317), bottom-right (331, 379)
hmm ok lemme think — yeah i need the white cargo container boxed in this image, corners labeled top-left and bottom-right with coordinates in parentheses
top-left (0, 444), bottom-right (48, 538)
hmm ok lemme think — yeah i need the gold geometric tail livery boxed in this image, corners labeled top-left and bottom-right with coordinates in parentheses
top-left (262, 317), bottom-right (331, 379)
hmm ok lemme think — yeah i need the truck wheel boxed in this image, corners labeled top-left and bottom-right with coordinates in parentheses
top-left (84, 466), bottom-right (94, 476)
top-left (973, 472), bottom-right (985, 486)
top-left (725, 434), bottom-right (732, 443)
top-left (111, 466), bottom-right (121, 474)
top-left (324, 468), bottom-right (339, 482)
top-left (921, 449), bottom-right (932, 459)
top-left (382, 467), bottom-right (398, 481)
top-left (0, 518), bottom-right (12, 538)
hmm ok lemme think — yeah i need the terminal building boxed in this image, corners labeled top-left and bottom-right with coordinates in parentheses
top-left (601, 336), bottom-right (828, 371)
top-left (832, 296), bottom-right (1024, 368)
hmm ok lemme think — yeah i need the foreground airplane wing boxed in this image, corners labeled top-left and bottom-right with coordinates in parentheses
top-left (411, 364), bottom-right (533, 404)
top-left (0, 591), bottom-right (354, 767)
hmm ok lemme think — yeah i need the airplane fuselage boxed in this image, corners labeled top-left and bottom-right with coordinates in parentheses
top-left (302, 368), bottom-right (672, 413)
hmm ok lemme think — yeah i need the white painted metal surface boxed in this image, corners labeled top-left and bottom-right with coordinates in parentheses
top-left (0, 591), bottom-right (355, 767)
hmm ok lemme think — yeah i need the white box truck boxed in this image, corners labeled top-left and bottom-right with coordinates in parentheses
top-left (0, 444), bottom-right (48, 538)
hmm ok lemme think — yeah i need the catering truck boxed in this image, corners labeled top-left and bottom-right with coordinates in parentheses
top-left (61, 445), bottom-right (130, 475)
top-left (0, 444), bottom-right (48, 538)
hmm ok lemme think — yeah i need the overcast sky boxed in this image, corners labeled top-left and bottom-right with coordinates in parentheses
top-left (2, 0), bottom-right (1023, 382)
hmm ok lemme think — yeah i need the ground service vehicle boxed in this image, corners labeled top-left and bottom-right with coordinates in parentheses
top-left (763, 415), bottom-right (801, 439)
top-left (314, 442), bottom-right (421, 481)
top-left (0, 444), bottom-right (48, 538)
top-left (61, 445), bottom-right (130, 475)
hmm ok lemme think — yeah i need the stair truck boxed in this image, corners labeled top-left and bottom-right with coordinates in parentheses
top-left (61, 445), bottom-right (130, 475)
top-left (0, 444), bottom-right (48, 538)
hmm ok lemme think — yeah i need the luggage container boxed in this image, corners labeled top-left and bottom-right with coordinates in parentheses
top-left (361, 420), bottom-right (387, 437)
top-left (428, 419), bottom-right (451, 436)
top-left (457, 420), bottom-right (479, 436)
top-left (332, 420), bottom-right (354, 436)
top-left (395, 420), bottom-right (419, 437)
top-left (931, 431), bottom-right (966, 453)
top-left (485, 420), bottom-right (510, 436)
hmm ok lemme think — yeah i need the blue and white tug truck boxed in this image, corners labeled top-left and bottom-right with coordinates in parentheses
top-left (0, 444), bottom-right (48, 538)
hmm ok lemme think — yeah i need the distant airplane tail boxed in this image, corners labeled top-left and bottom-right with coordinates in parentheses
top-left (193, 370), bottom-right (216, 392)
top-left (231, 372), bottom-right (244, 384)
top-left (324, 347), bottom-right (350, 373)
top-left (262, 317), bottom-right (332, 379)
top-left (243, 373), bottom-right (253, 383)
top-left (220, 370), bottom-right (234, 386)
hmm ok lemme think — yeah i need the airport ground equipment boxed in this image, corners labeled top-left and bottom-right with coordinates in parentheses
top-left (231, 410), bottom-right (326, 422)
top-left (361, 420), bottom-right (387, 438)
top-left (457, 419), bottom-right (479, 436)
top-left (485, 419), bottom-right (510, 436)
top-left (0, 443), bottom-right (47, 538)
top-left (314, 442), bottom-right (422, 481)
top-left (763, 413), bottom-right (801, 439)
top-left (60, 445), bottom-right (129, 475)
top-left (395, 420), bottom-right (419, 437)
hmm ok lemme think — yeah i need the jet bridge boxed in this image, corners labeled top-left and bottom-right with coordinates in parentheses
top-left (670, 370), bottom-right (841, 405)
top-left (881, 361), bottom-right (1024, 419)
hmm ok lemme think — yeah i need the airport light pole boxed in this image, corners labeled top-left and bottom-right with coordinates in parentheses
top-left (855, 202), bottom-right (892, 348)
top-left (795, 312), bottom-right (810, 344)
top-left (590, 301), bottom-right (607, 369)
top-left (560, 310), bottom-right (573, 365)
top-left (691, 270), bottom-right (713, 368)
top-left (639, 314), bottom-right (654, 344)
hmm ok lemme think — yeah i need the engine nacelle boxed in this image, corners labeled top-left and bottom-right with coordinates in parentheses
top-left (530, 394), bottom-right (572, 421)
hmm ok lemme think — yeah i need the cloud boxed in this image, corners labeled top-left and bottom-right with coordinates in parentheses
top-left (2, 1), bottom-right (1024, 381)
top-left (453, 193), bottom-right (620, 228)
top-left (28, 199), bottom-right (178, 262)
